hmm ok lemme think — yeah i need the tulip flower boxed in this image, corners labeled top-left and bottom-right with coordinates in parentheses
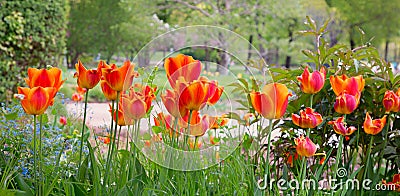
top-left (292, 107), bottom-right (323, 128)
top-left (74, 60), bottom-right (102, 89)
top-left (177, 79), bottom-right (209, 111)
top-left (102, 60), bottom-right (138, 92)
top-left (109, 102), bottom-right (129, 126)
top-left (297, 66), bottom-right (326, 94)
top-left (243, 113), bottom-right (254, 126)
top-left (71, 92), bottom-right (83, 102)
top-left (59, 116), bottom-right (67, 126)
top-left (382, 174), bottom-right (400, 192)
top-left (330, 74), bottom-right (365, 96)
top-left (16, 86), bottom-right (57, 115)
top-left (98, 135), bottom-right (111, 144)
top-left (154, 113), bottom-right (177, 137)
top-left (188, 138), bottom-right (203, 150)
top-left (286, 152), bottom-right (298, 167)
top-left (126, 84), bottom-right (157, 113)
top-left (121, 95), bottom-right (147, 122)
top-left (76, 86), bottom-right (87, 95)
top-left (334, 92), bottom-right (360, 114)
top-left (180, 110), bottom-right (210, 137)
top-left (382, 90), bottom-right (400, 113)
top-left (207, 86), bottom-right (224, 105)
top-left (209, 135), bottom-right (220, 145)
top-left (209, 116), bottom-right (229, 129)
top-left (250, 83), bottom-right (292, 119)
top-left (328, 116), bottom-right (357, 136)
top-left (363, 112), bottom-right (387, 135)
top-left (294, 135), bottom-right (317, 157)
top-left (25, 67), bottom-right (65, 92)
top-left (161, 89), bottom-right (188, 118)
top-left (101, 80), bottom-right (118, 101)
top-left (164, 54), bottom-right (202, 87)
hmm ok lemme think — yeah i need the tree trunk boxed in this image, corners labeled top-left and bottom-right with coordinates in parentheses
top-left (71, 51), bottom-right (81, 69)
top-left (285, 29), bottom-right (294, 69)
top-left (384, 40), bottom-right (389, 62)
top-left (216, 51), bottom-right (230, 75)
top-left (349, 31), bottom-right (355, 49)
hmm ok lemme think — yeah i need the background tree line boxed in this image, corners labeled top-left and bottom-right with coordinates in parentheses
top-left (1, 0), bottom-right (400, 101)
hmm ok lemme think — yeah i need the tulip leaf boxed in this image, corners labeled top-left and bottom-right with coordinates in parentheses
top-left (142, 133), bottom-right (152, 140)
top-left (4, 112), bottom-right (18, 121)
top-left (152, 126), bottom-right (163, 134)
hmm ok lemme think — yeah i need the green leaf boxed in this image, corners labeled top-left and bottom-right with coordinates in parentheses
top-left (152, 126), bottom-right (163, 134)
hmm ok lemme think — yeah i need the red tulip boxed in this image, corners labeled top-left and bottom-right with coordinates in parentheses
top-left (209, 116), bottom-right (229, 129)
top-left (292, 107), bottom-right (323, 128)
top-left (294, 135), bottom-right (317, 157)
top-left (250, 83), bottom-right (292, 119)
top-left (382, 174), bottom-right (400, 192)
top-left (328, 116), bottom-right (357, 136)
top-left (334, 92), bottom-right (360, 114)
top-left (363, 112), bottom-right (387, 135)
top-left (297, 66), bottom-right (326, 94)
top-left (382, 90), bottom-right (400, 113)
top-left (59, 116), bottom-right (67, 126)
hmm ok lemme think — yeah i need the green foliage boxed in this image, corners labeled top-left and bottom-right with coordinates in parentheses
top-left (0, 0), bottom-right (68, 102)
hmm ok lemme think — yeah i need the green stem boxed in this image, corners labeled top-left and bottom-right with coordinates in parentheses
top-left (264, 119), bottom-right (274, 184)
top-left (331, 134), bottom-right (344, 195)
top-left (194, 136), bottom-right (199, 150)
top-left (173, 117), bottom-right (179, 147)
top-left (116, 126), bottom-right (122, 150)
top-left (185, 110), bottom-right (193, 150)
top-left (361, 136), bottom-right (374, 196)
top-left (39, 114), bottom-right (43, 195)
top-left (107, 91), bottom-right (120, 187)
top-left (33, 115), bottom-right (38, 194)
top-left (104, 100), bottom-right (115, 190)
top-left (78, 89), bottom-right (89, 171)
top-left (126, 125), bottom-right (130, 151)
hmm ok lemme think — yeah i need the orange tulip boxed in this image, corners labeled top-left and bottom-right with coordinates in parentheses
top-left (330, 74), bottom-right (365, 96)
top-left (177, 79), bottom-right (209, 111)
top-left (25, 67), bottom-right (64, 92)
top-left (328, 116), bottom-right (357, 136)
top-left (109, 102), bottom-right (129, 126)
top-left (286, 152), bottom-right (298, 167)
top-left (243, 113), bottom-right (254, 126)
top-left (102, 60), bottom-right (138, 92)
top-left (292, 107), bottom-right (323, 128)
top-left (126, 84), bottom-right (156, 113)
top-left (164, 54), bottom-right (202, 87)
top-left (250, 83), bottom-right (292, 119)
top-left (180, 110), bottom-right (210, 137)
top-left (71, 92), bottom-right (83, 102)
top-left (207, 86), bottom-right (224, 105)
top-left (209, 116), bottom-right (229, 129)
top-left (334, 92), bottom-right (360, 114)
top-left (209, 135), bottom-right (220, 145)
top-left (76, 86), bottom-right (87, 95)
top-left (363, 112), bottom-right (387, 135)
top-left (153, 113), bottom-right (175, 137)
top-left (161, 89), bottom-right (188, 118)
top-left (297, 66), bottom-right (326, 94)
top-left (100, 80), bottom-right (118, 101)
top-left (382, 174), bottom-right (400, 192)
top-left (74, 60), bottom-right (102, 89)
top-left (188, 138), bottom-right (203, 150)
top-left (98, 135), bottom-right (111, 144)
top-left (382, 90), bottom-right (400, 113)
top-left (16, 86), bottom-right (57, 115)
top-left (294, 135), bottom-right (317, 157)
top-left (121, 95), bottom-right (147, 122)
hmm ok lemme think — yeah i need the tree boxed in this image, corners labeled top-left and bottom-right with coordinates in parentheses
top-left (0, 0), bottom-right (68, 102)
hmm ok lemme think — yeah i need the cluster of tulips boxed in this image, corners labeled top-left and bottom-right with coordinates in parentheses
top-left (13, 52), bottom-right (400, 193)
top-left (247, 64), bottom-right (399, 190)
top-left (14, 67), bottom-right (65, 194)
